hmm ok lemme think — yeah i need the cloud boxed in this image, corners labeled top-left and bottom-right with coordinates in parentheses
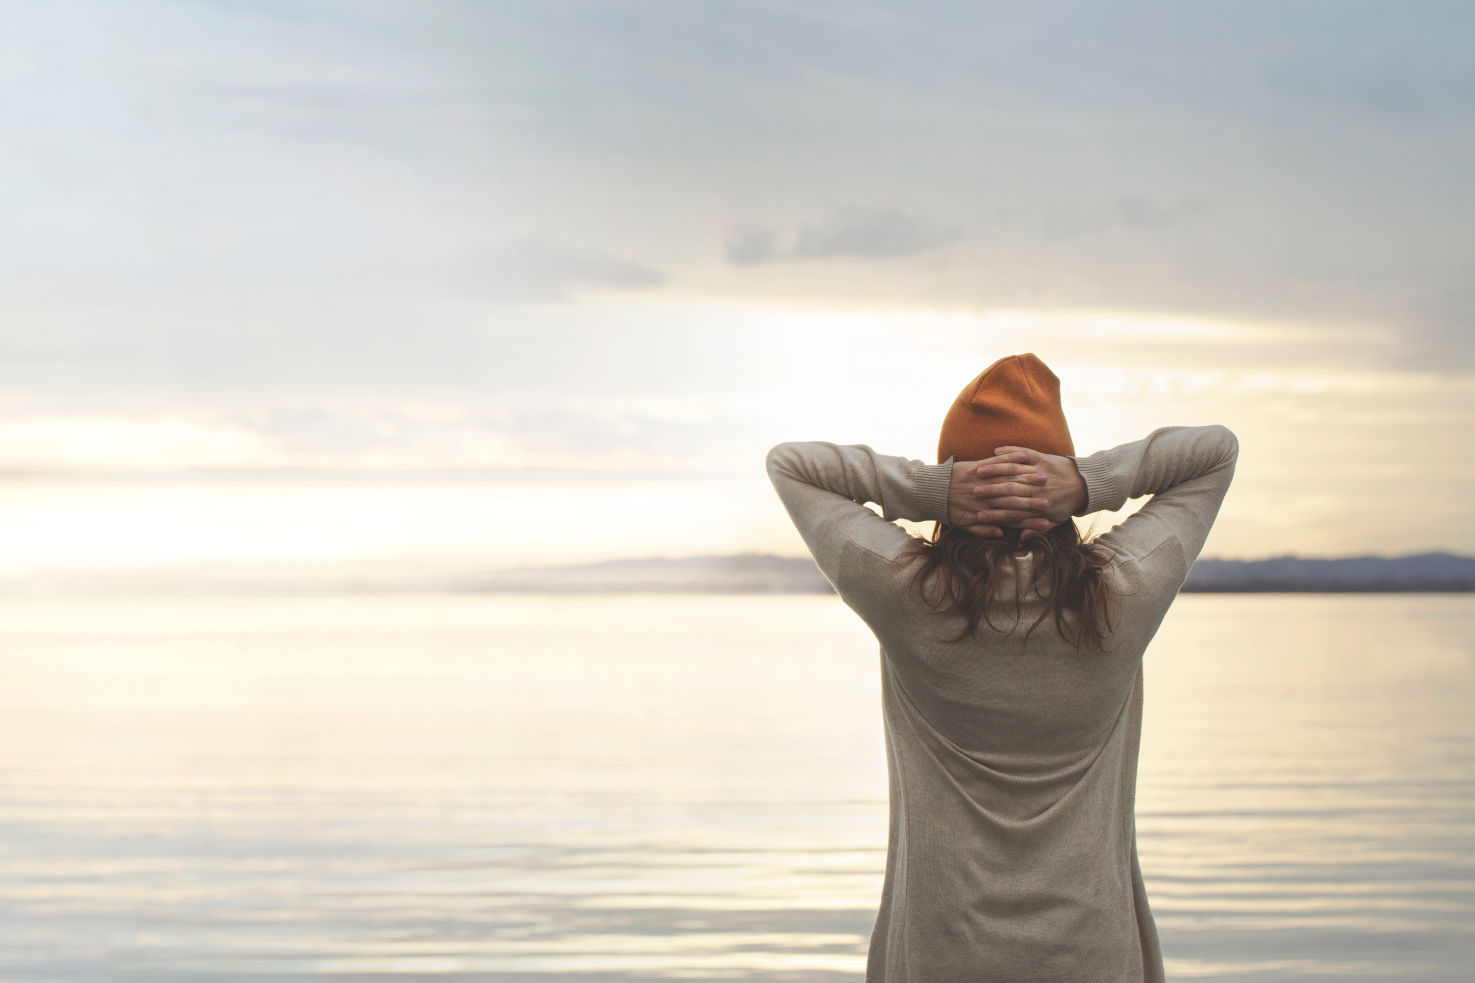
top-left (726, 208), bottom-right (962, 265)
top-left (476, 240), bottom-right (665, 302)
top-left (1038, 196), bottom-right (1212, 240)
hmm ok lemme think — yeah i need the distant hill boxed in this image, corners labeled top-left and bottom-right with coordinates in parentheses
top-left (9, 552), bottom-right (1473, 597)
top-left (1182, 552), bottom-right (1475, 592)
top-left (483, 551), bottom-right (1475, 594)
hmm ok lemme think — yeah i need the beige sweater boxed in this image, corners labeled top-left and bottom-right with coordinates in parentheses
top-left (766, 425), bottom-right (1239, 982)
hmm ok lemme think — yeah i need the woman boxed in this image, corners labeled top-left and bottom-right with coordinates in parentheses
top-left (765, 353), bottom-right (1238, 982)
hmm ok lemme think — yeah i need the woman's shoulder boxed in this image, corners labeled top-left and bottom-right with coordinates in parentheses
top-left (1082, 534), bottom-right (1195, 618)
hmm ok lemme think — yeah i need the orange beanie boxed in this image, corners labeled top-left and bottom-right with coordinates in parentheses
top-left (937, 353), bottom-right (1075, 464)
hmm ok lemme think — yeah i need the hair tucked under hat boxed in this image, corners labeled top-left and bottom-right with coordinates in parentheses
top-left (937, 353), bottom-right (1075, 465)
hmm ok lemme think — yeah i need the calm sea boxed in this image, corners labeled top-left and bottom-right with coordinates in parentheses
top-left (0, 593), bottom-right (1471, 982)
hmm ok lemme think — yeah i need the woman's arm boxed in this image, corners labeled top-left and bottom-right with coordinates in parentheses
top-left (765, 441), bottom-right (952, 586)
top-left (983, 426), bottom-right (1237, 565)
top-left (1068, 424), bottom-right (1239, 567)
top-left (767, 442), bottom-right (1058, 577)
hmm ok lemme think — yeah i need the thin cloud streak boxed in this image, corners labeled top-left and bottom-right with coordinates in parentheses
top-left (726, 209), bottom-right (964, 264)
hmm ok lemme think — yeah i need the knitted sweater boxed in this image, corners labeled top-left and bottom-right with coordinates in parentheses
top-left (765, 425), bottom-right (1239, 982)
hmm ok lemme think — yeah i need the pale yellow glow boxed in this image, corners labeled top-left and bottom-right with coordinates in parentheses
top-left (0, 414), bottom-right (277, 470)
top-left (0, 478), bottom-right (732, 572)
top-left (0, 301), bottom-right (1469, 570)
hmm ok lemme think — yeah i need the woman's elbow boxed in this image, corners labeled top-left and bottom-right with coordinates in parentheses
top-left (766, 442), bottom-right (797, 480)
top-left (1209, 425), bottom-right (1239, 470)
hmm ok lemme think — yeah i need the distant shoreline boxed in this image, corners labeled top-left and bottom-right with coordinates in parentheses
top-left (4, 551), bottom-right (1472, 598)
top-left (1181, 584), bottom-right (1475, 593)
top-left (5, 585), bottom-right (1471, 599)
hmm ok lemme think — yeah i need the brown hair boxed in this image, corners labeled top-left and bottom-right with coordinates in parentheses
top-left (890, 520), bottom-right (1118, 651)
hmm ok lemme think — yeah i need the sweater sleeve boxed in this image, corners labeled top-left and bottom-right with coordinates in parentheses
top-left (765, 441), bottom-right (953, 588)
top-left (1068, 424), bottom-right (1239, 570)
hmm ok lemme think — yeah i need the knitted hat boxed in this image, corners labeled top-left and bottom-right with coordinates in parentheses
top-left (937, 353), bottom-right (1075, 464)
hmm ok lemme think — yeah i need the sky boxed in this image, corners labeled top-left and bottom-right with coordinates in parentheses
top-left (2, 0), bottom-right (1472, 583)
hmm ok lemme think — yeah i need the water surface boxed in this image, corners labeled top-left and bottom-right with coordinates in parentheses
top-left (0, 594), bottom-right (1471, 981)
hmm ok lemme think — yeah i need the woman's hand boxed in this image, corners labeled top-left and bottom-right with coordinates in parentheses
top-left (947, 456), bottom-right (1053, 538)
top-left (979, 446), bottom-right (1089, 541)
top-left (947, 447), bottom-right (1088, 540)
